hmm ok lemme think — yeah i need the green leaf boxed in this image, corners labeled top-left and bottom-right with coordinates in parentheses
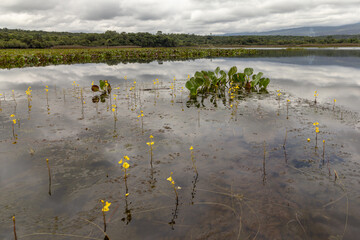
top-left (194, 71), bottom-right (203, 79)
top-left (185, 80), bottom-right (195, 91)
top-left (215, 66), bottom-right (220, 75)
top-left (244, 68), bottom-right (253, 76)
top-left (195, 77), bottom-right (204, 86)
top-left (99, 80), bottom-right (105, 90)
top-left (228, 66), bottom-right (237, 78)
top-left (237, 73), bottom-right (245, 87)
top-left (262, 78), bottom-right (270, 89)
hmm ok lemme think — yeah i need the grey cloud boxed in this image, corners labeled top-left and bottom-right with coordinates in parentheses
top-left (81, 1), bottom-right (123, 21)
top-left (3, 0), bottom-right (57, 12)
top-left (0, 0), bottom-right (360, 34)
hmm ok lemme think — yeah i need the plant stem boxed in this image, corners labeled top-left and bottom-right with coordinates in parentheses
top-left (13, 216), bottom-right (17, 240)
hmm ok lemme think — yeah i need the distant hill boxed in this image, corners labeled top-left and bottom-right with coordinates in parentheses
top-left (224, 22), bottom-right (360, 36)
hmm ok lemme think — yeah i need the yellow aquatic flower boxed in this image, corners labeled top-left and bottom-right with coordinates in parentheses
top-left (123, 162), bottom-right (130, 169)
top-left (125, 193), bottom-right (129, 197)
top-left (313, 122), bottom-right (319, 126)
top-left (91, 81), bottom-right (94, 85)
top-left (277, 93), bottom-right (281, 96)
top-left (45, 89), bottom-right (49, 92)
top-left (101, 201), bottom-right (111, 212)
top-left (112, 108), bottom-right (115, 112)
top-left (323, 139), bottom-right (325, 143)
top-left (334, 99), bottom-right (336, 102)
top-left (167, 176), bottom-right (173, 183)
top-left (287, 99), bottom-right (290, 102)
top-left (315, 127), bottom-right (319, 133)
top-left (307, 138), bottom-right (310, 142)
top-left (10, 114), bottom-right (15, 118)
top-left (118, 159), bottom-right (123, 164)
top-left (190, 146), bottom-right (193, 150)
top-left (12, 119), bottom-right (16, 124)
top-left (124, 156), bottom-right (129, 161)
top-left (147, 142), bottom-right (154, 146)
top-left (149, 135), bottom-right (153, 139)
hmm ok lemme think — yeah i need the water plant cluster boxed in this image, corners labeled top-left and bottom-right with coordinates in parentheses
top-left (0, 48), bottom-right (257, 69)
top-left (1, 68), bottom-right (356, 239)
top-left (185, 66), bottom-right (270, 97)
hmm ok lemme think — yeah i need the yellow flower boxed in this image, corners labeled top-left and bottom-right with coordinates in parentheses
top-left (118, 159), bottom-right (123, 164)
top-left (334, 99), bottom-right (336, 102)
top-left (190, 146), bottom-right (193, 150)
top-left (307, 138), bottom-right (310, 142)
top-left (10, 114), bottom-right (15, 118)
top-left (315, 127), bottom-right (319, 133)
top-left (112, 108), bottom-right (115, 112)
top-left (46, 158), bottom-right (49, 163)
top-left (167, 176), bottom-right (173, 183)
top-left (45, 86), bottom-right (48, 88)
top-left (101, 201), bottom-right (111, 212)
top-left (287, 99), bottom-right (290, 102)
top-left (323, 140), bottom-right (325, 143)
top-left (125, 193), bottom-right (129, 197)
top-left (45, 89), bottom-right (49, 92)
top-left (147, 142), bottom-right (154, 146)
top-left (12, 119), bottom-right (16, 124)
top-left (91, 81), bottom-right (94, 85)
top-left (123, 162), bottom-right (130, 169)
top-left (313, 122), bottom-right (319, 126)
top-left (277, 93), bottom-right (281, 96)
top-left (149, 135), bottom-right (153, 139)
top-left (124, 156), bottom-right (129, 161)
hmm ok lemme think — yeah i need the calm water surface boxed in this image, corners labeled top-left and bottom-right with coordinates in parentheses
top-left (0, 49), bottom-right (359, 239)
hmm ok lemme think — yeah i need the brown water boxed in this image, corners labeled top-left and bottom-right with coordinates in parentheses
top-left (0, 51), bottom-right (360, 239)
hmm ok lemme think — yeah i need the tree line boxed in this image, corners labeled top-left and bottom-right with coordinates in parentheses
top-left (0, 28), bottom-right (359, 49)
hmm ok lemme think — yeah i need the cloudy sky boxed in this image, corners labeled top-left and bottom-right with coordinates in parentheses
top-left (0, 0), bottom-right (359, 34)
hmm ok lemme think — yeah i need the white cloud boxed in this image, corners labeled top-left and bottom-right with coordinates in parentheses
top-left (0, 0), bottom-right (359, 34)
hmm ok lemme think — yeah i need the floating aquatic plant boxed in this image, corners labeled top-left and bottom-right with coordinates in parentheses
top-left (185, 66), bottom-right (270, 97)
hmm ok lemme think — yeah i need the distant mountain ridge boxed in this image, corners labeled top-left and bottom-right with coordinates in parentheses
top-left (224, 22), bottom-right (360, 36)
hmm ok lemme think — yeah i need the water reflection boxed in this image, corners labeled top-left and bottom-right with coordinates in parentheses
top-left (0, 50), bottom-right (359, 239)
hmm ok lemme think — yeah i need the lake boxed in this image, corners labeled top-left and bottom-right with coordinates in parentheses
top-left (0, 49), bottom-right (359, 239)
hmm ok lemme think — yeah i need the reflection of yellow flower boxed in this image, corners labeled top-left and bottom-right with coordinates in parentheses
top-left (123, 162), bottom-right (130, 169)
top-left (101, 200), bottom-right (111, 212)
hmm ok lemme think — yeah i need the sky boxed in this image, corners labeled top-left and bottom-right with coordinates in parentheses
top-left (0, 0), bottom-right (360, 34)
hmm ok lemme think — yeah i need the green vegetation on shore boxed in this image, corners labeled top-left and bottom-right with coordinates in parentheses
top-left (1, 28), bottom-right (360, 49)
top-left (0, 48), bottom-right (257, 69)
